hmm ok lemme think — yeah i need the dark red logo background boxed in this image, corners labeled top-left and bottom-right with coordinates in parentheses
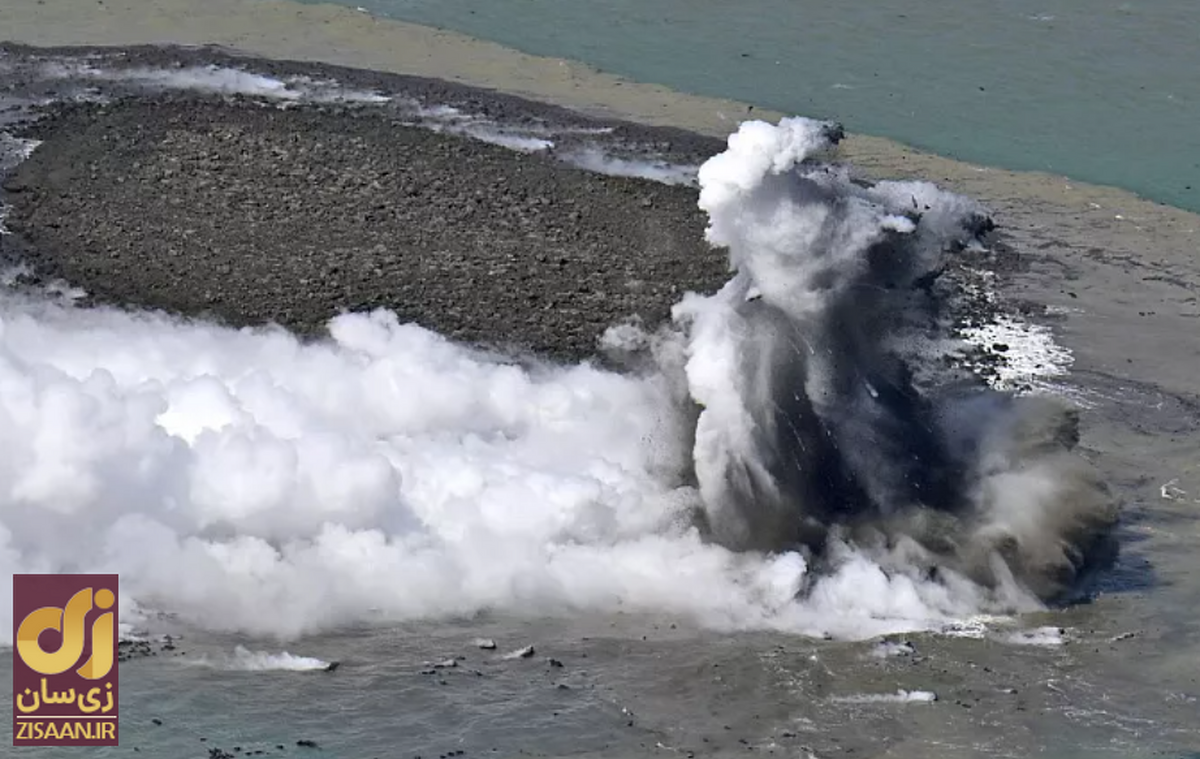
top-left (12, 574), bottom-right (119, 747)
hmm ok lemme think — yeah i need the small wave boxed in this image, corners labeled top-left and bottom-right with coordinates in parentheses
top-left (558, 147), bottom-right (698, 185)
top-left (0, 133), bottom-right (41, 236)
top-left (832, 689), bottom-right (937, 704)
top-left (40, 62), bottom-right (391, 104)
top-left (1003, 626), bottom-right (1065, 646)
top-left (183, 646), bottom-right (331, 672)
top-left (869, 641), bottom-right (917, 658)
top-left (406, 103), bottom-right (555, 152)
top-left (18, 56), bottom-right (726, 186)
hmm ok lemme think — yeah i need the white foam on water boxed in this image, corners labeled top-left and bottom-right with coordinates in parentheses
top-left (403, 102), bottom-right (555, 152)
top-left (940, 614), bottom-right (1012, 639)
top-left (0, 134), bottom-right (42, 236)
top-left (946, 266), bottom-right (1078, 397)
top-left (500, 645), bottom-right (535, 660)
top-left (869, 641), bottom-right (916, 658)
top-left (186, 645), bottom-right (331, 671)
top-left (831, 689), bottom-right (937, 704)
top-left (558, 147), bottom-right (698, 185)
top-left (1001, 626), bottom-right (1066, 647)
top-left (31, 59), bottom-right (722, 181)
top-left (461, 128), bottom-right (553, 153)
top-left (958, 313), bottom-right (1075, 391)
top-left (0, 134), bottom-right (40, 170)
top-left (27, 59), bottom-right (726, 185)
top-left (0, 261), bottom-right (87, 303)
top-left (39, 62), bottom-right (391, 104)
top-left (116, 623), bottom-right (149, 642)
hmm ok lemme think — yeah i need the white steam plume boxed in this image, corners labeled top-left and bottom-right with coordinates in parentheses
top-left (0, 294), bottom-right (1014, 645)
top-left (657, 117), bottom-right (1118, 603)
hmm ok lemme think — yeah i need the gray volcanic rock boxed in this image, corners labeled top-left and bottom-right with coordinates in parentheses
top-left (5, 95), bottom-right (726, 362)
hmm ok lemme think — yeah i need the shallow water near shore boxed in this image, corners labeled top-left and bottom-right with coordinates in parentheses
top-left (0, 5), bottom-right (1199, 759)
top-left (305, 0), bottom-right (1200, 214)
top-left (1, 607), bottom-right (1198, 757)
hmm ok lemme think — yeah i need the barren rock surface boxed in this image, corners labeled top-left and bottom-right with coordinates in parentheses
top-left (5, 96), bottom-right (726, 361)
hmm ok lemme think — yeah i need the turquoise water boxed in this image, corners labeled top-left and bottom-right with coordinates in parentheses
top-left (304, 0), bottom-right (1200, 212)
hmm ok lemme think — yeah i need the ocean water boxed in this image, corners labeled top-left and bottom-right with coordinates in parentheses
top-left (1, 34), bottom-right (1199, 759)
top-left (307, 0), bottom-right (1200, 213)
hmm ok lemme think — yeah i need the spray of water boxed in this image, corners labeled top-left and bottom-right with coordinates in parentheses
top-left (642, 117), bottom-right (1118, 603)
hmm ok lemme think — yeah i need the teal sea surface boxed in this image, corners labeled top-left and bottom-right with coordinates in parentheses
top-left (302, 0), bottom-right (1200, 212)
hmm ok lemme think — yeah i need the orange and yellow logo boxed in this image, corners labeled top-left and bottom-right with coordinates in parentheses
top-left (12, 575), bottom-right (119, 747)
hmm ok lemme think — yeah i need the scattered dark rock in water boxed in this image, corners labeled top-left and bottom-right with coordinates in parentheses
top-left (117, 639), bottom-right (157, 662)
top-left (209, 749), bottom-right (235, 759)
top-left (547, 658), bottom-right (564, 668)
top-left (151, 718), bottom-right (163, 726)
top-left (116, 635), bottom-right (189, 662)
top-left (324, 661), bottom-right (340, 672)
top-left (296, 739), bottom-right (319, 748)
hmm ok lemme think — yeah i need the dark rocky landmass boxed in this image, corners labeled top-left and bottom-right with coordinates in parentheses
top-left (2, 93), bottom-right (726, 362)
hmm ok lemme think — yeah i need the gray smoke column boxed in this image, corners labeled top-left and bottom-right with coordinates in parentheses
top-left (670, 117), bottom-right (1118, 603)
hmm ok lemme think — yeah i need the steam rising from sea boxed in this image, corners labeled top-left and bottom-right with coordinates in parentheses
top-left (638, 119), bottom-right (1117, 604)
top-left (0, 62), bottom-right (1118, 645)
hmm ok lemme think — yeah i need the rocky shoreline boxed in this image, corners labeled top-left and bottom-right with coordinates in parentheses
top-left (0, 43), bottom-right (1024, 374)
top-left (0, 39), bottom-right (747, 362)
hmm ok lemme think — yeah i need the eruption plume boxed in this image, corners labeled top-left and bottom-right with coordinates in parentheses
top-left (668, 117), bottom-right (1118, 603)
